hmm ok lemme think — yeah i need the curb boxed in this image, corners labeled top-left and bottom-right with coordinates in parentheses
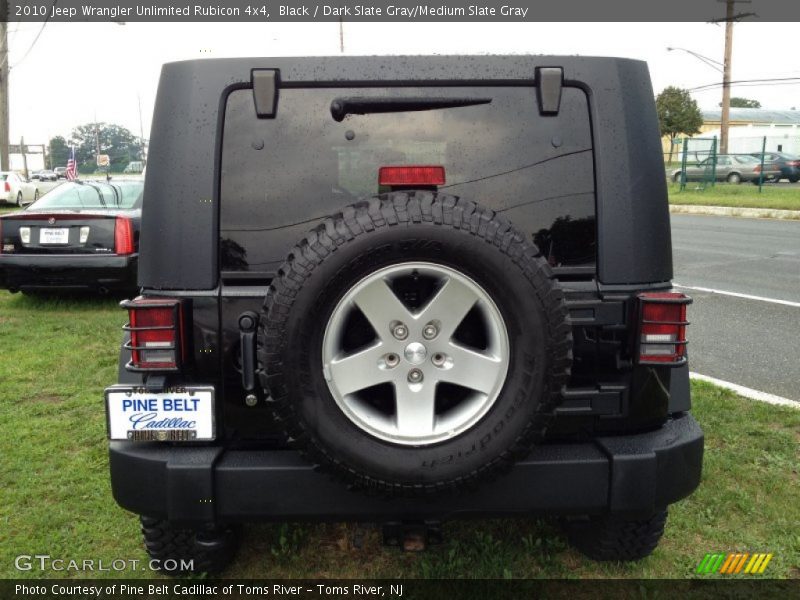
top-left (690, 372), bottom-right (799, 409)
top-left (669, 204), bottom-right (800, 220)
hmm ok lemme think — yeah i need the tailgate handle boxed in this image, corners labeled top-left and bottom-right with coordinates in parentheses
top-left (238, 312), bottom-right (259, 391)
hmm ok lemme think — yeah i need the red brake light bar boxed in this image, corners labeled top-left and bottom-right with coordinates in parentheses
top-left (379, 165), bottom-right (446, 187)
top-left (115, 217), bottom-right (134, 255)
top-left (122, 297), bottom-right (186, 371)
top-left (637, 292), bottom-right (692, 366)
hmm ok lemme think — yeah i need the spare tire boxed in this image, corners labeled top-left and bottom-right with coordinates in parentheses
top-left (258, 192), bottom-right (571, 495)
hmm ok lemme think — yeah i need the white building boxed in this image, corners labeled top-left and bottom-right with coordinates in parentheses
top-left (700, 108), bottom-right (800, 155)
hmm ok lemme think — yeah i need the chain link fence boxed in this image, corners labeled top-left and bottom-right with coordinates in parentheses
top-left (664, 135), bottom-right (791, 193)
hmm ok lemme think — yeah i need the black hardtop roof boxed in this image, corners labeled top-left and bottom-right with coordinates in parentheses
top-left (163, 54), bottom-right (645, 82)
top-left (140, 54), bottom-right (672, 289)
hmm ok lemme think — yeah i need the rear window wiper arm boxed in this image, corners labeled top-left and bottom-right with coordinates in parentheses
top-left (330, 97), bottom-right (492, 122)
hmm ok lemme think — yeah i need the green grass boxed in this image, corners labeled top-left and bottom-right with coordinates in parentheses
top-left (668, 182), bottom-right (800, 211)
top-left (0, 290), bottom-right (798, 579)
top-left (0, 203), bottom-right (23, 214)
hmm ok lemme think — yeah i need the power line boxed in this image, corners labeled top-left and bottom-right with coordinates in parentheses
top-left (688, 77), bottom-right (800, 91)
top-left (7, 0), bottom-right (58, 70)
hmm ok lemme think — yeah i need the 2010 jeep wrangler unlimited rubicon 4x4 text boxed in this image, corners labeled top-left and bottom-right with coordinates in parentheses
top-left (104, 56), bottom-right (703, 572)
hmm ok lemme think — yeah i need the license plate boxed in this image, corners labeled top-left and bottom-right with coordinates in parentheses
top-left (39, 228), bottom-right (69, 244)
top-left (105, 385), bottom-right (215, 441)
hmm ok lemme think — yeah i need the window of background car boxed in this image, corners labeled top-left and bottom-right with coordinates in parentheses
top-left (29, 182), bottom-right (143, 210)
top-left (220, 86), bottom-right (596, 275)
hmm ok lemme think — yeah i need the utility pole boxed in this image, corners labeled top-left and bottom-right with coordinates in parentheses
top-left (20, 136), bottom-right (28, 179)
top-left (137, 94), bottom-right (146, 165)
top-left (716, 0), bottom-right (755, 154)
top-left (719, 0), bottom-right (734, 154)
top-left (0, 17), bottom-right (9, 171)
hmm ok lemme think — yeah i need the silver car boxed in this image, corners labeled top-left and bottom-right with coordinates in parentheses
top-left (671, 154), bottom-right (781, 184)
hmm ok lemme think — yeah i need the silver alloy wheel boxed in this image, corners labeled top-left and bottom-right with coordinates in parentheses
top-left (321, 262), bottom-right (510, 446)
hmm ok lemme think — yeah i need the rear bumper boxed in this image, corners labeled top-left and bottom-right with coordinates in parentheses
top-left (0, 254), bottom-right (137, 291)
top-left (109, 413), bottom-right (703, 527)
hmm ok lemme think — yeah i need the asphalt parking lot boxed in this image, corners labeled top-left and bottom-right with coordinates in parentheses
top-left (672, 214), bottom-right (800, 402)
top-left (32, 180), bottom-right (63, 196)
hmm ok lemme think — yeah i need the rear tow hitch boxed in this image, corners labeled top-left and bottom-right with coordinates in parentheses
top-left (382, 521), bottom-right (443, 551)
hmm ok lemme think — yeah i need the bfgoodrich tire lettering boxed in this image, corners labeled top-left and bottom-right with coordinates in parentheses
top-left (258, 192), bottom-right (572, 496)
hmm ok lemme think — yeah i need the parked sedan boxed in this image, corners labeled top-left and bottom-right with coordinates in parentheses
top-left (32, 169), bottom-right (58, 182)
top-left (53, 167), bottom-right (68, 179)
top-left (671, 154), bottom-right (781, 184)
top-left (0, 171), bottom-right (40, 205)
top-left (0, 179), bottom-right (143, 293)
top-left (749, 152), bottom-right (800, 183)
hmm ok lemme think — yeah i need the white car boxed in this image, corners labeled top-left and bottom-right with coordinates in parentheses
top-left (0, 172), bottom-right (39, 206)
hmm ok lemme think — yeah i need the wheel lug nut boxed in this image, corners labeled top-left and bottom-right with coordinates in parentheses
top-left (407, 368), bottom-right (424, 383)
top-left (422, 323), bottom-right (438, 340)
top-left (431, 353), bottom-right (446, 367)
top-left (392, 324), bottom-right (408, 340)
top-left (385, 353), bottom-right (399, 367)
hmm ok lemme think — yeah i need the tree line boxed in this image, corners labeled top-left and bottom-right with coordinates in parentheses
top-left (48, 123), bottom-right (145, 173)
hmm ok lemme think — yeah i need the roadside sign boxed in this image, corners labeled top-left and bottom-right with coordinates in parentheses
top-left (96, 154), bottom-right (110, 167)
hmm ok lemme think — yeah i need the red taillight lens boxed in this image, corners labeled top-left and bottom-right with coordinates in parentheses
top-left (637, 292), bottom-right (691, 365)
top-left (4, 182), bottom-right (10, 192)
top-left (124, 298), bottom-right (185, 370)
top-left (754, 165), bottom-right (762, 173)
top-left (114, 217), bottom-right (134, 255)
top-left (787, 160), bottom-right (800, 167)
top-left (379, 165), bottom-right (446, 186)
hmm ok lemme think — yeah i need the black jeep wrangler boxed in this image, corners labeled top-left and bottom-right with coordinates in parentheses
top-left (105, 56), bottom-right (703, 572)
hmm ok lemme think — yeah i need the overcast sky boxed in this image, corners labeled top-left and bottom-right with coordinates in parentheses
top-left (8, 21), bottom-right (800, 144)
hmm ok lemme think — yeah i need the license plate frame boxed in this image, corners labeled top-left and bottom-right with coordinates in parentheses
top-left (39, 227), bottom-right (70, 244)
top-left (104, 385), bottom-right (215, 441)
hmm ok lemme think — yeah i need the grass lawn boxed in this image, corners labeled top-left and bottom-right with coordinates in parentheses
top-left (668, 182), bottom-right (800, 211)
top-left (0, 290), bottom-right (798, 580)
top-left (0, 203), bottom-right (23, 215)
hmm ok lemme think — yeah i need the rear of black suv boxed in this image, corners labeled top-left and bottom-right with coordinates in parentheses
top-left (105, 56), bottom-right (703, 572)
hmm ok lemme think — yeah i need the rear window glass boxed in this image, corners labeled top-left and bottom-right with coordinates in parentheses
top-left (221, 86), bottom-right (595, 274)
top-left (29, 181), bottom-right (143, 210)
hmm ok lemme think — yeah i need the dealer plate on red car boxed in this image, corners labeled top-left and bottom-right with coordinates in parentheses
top-left (104, 385), bottom-right (215, 441)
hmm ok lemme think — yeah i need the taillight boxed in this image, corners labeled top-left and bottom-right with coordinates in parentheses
top-left (114, 217), bottom-right (134, 255)
top-left (754, 165), bottom-right (762, 173)
top-left (379, 165), bottom-right (446, 187)
top-left (787, 160), bottom-right (800, 167)
top-left (637, 292), bottom-right (691, 365)
top-left (4, 182), bottom-right (10, 192)
top-left (123, 298), bottom-right (186, 370)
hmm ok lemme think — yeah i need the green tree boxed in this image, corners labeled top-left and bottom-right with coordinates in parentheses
top-left (68, 123), bottom-right (142, 173)
top-left (724, 97), bottom-right (761, 109)
top-left (656, 86), bottom-right (703, 163)
top-left (47, 136), bottom-right (70, 169)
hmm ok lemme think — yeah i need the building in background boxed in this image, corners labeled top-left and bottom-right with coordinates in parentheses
top-left (700, 108), bottom-right (800, 155)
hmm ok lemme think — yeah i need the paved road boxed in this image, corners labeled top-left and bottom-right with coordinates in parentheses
top-left (34, 180), bottom-right (63, 196)
top-left (671, 214), bottom-right (800, 401)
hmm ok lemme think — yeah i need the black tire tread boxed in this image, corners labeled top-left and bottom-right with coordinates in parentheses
top-left (140, 516), bottom-right (237, 574)
top-left (258, 191), bottom-right (572, 496)
top-left (564, 510), bottom-right (668, 562)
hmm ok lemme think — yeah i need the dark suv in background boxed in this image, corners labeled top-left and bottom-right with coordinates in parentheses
top-left (105, 56), bottom-right (703, 573)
